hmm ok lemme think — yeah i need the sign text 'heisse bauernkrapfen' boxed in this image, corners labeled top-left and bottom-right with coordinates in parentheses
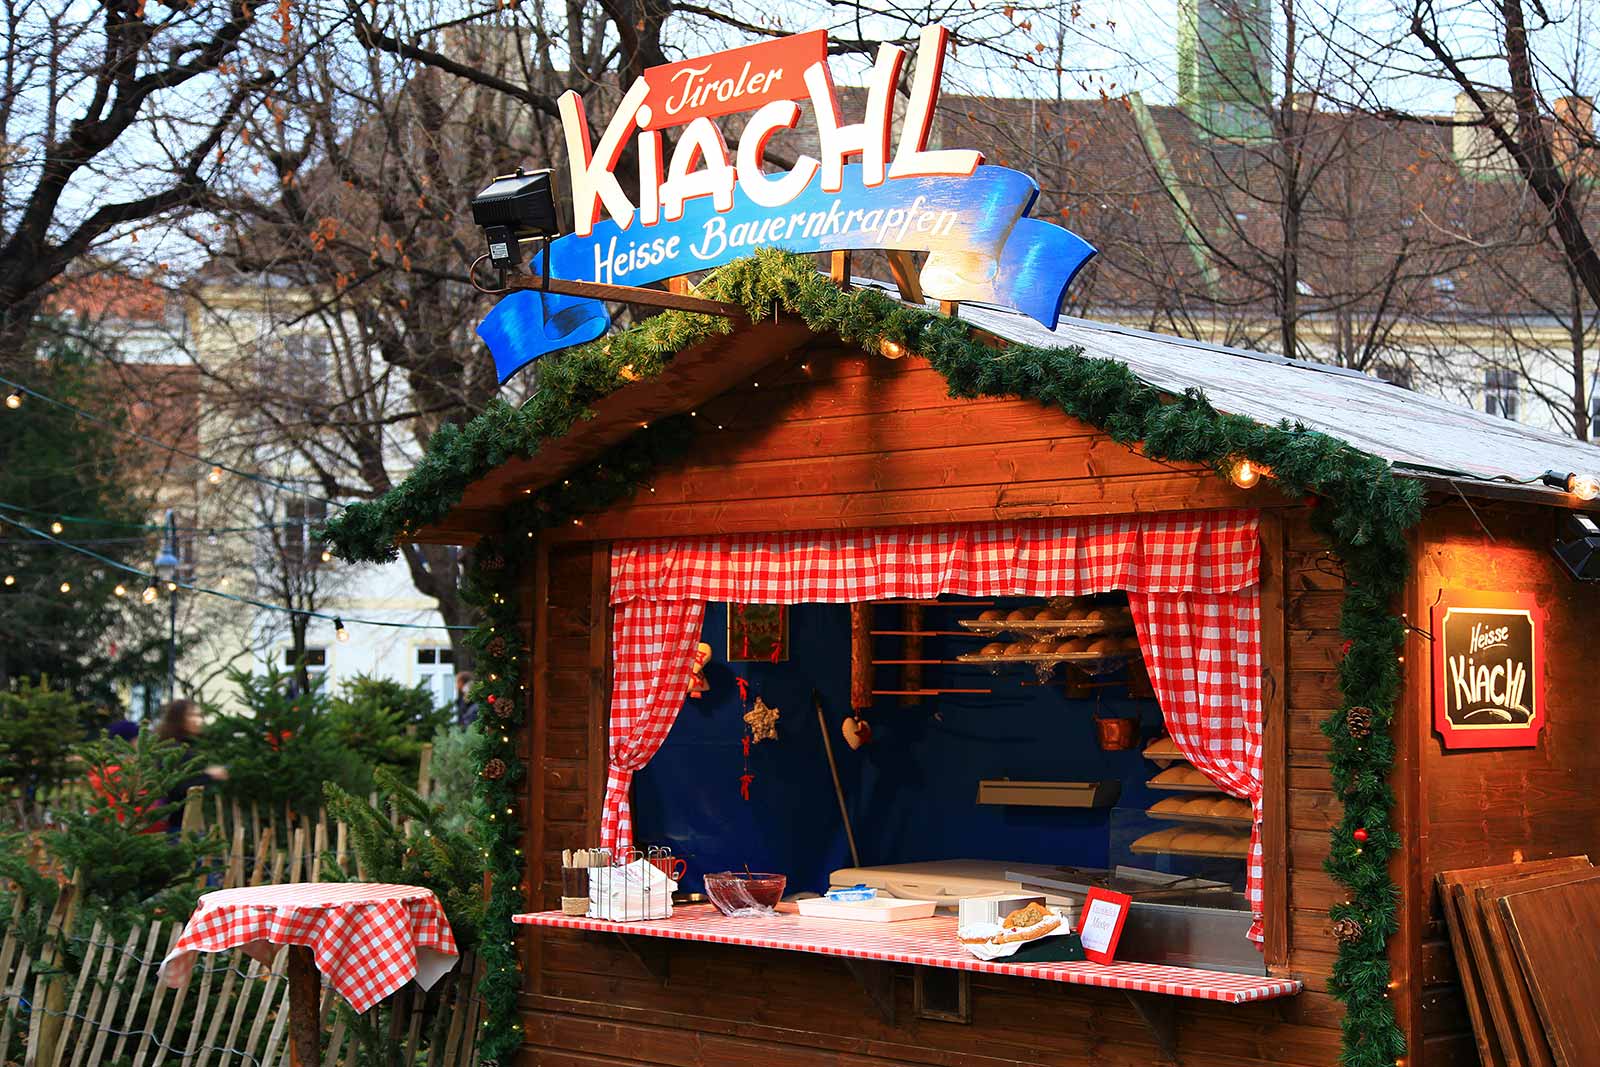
top-left (1431, 591), bottom-right (1544, 750)
top-left (478, 26), bottom-right (1097, 383)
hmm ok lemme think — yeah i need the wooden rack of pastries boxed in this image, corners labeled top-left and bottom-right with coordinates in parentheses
top-left (1145, 765), bottom-right (1223, 792)
top-left (1130, 826), bottom-right (1252, 858)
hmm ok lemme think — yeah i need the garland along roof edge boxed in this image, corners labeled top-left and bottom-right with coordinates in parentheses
top-left (395, 246), bottom-right (1414, 1067)
top-left (322, 248), bottom-right (1426, 565)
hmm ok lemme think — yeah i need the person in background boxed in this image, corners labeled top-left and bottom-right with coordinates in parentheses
top-left (105, 718), bottom-right (140, 743)
top-left (154, 699), bottom-right (228, 809)
top-left (455, 670), bottom-right (478, 727)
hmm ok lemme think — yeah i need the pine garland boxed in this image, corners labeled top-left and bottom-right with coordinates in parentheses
top-left (456, 543), bottom-right (528, 1066)
top-left (324, 248), bottom-right (1420, 1067)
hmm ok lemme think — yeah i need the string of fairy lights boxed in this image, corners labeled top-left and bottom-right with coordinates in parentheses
top-left (1, 373), bottom-right (468, 636)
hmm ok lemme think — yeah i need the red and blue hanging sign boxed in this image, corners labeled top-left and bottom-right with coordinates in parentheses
top-left (480, 25), bottom-right (1097, 383)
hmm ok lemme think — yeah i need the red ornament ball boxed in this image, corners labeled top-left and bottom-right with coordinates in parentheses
top-left (486, 694), bottom-right (497, 704)
top-left (1352, 827), bottom-right (1369, 844)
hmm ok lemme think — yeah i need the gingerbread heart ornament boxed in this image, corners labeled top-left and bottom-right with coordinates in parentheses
top-left (841, 715), bottom-right (873, 750)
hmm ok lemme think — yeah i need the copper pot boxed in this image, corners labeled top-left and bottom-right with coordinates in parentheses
top-left (1095, 716), bottom-right (1140, 751)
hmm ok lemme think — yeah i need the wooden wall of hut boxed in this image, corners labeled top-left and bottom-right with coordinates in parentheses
top-left (515, 345), bottom-right (1368, 1065)
top-left (1396, 500), bottom-right (1600, 1066)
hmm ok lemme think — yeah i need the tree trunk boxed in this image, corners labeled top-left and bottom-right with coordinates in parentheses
top-left (400, 543), bottom-right (479, 671)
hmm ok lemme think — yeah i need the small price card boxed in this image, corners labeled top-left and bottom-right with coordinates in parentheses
top-left (1077, 887), bottom-right (1133, 965)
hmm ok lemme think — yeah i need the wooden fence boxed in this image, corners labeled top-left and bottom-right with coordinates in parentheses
top-left (0, 745), bottom-right (480, 1067)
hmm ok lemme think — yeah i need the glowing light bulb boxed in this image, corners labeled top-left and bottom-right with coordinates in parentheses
top-left (879, 338), bottom-right (907, 359)
top-left (206, 529), bottom-right (219, 546)
top-left (165, 580), bottom-right (177, 592)
top-left (1568, 472), bottom-right (1600, 501)
top-left (1229, 458), bottom-right (1262, 489)
top-left (114, 583), bottom-right (127, 597)
top-left (207, 465), bottom-right (224, 485)
top-left (49, 521), bottom-right (63, 534)
top-left (3, 574), bottom-right (13, 586)
top-left (334, 617), bottom-right (350, 643)
top-left (320, 548), bottom-right (332, 563)
top-left (58, 580), bottom-right (71, 594)
top-left (4, 389), bottom-right (21, 409)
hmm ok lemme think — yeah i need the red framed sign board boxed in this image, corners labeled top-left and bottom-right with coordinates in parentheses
top-left (1077, 888), bottom-right (1133, 965)
top-left (1431, 590), bottom-right (1544, 750)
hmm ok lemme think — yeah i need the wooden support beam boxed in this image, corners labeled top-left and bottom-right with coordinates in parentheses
top-left (615, 934), bottom-right (671, 985)
top-left (885, 250), bottom-right (924, 304)
top-left (1125, 991), bottom-right (1181, 1064)
top-left (939, 299), bottom-right (960, 318)
top-left (843, 958), bottom-right (895, 1025)
top-left (850, 603), bottom-right (872, 710)
top-left (503, 273), bottom-right (742, 317)
top-left (830, 250), bottom-right (852, 287)
top-left (901, 604), bottom-right (924, 706)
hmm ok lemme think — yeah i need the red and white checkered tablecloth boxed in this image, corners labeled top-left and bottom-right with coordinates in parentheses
top-left (514, 904), bottom-right (1301, 1005)
top-left (159, 883), bottom-right (459, 1012)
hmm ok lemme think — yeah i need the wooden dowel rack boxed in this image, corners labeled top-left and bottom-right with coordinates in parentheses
top-left (868, 630), bottom-right (980, 637)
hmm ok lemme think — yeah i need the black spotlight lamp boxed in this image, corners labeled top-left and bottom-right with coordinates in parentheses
top-left (471, 168), bottom-right (561, 279)
top-left (1540, 469), bottom-right (1600, 501)
top-left (1553, 510), bottom-right (1600, 580)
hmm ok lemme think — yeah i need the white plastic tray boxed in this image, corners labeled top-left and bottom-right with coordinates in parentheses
top-left (795, 897), bottom-right (939, 922)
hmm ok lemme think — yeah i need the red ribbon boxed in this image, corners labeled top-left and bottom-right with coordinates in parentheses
top-left (738, 773), bottom-right (755, 800)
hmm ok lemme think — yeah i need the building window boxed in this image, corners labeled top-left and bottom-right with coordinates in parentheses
top-left (416, 646), bottom-right (455, 704)
top-left (1376, 361), bottom-right (1413, 390)
top-left (281, 646), bottom-right (328, 675)
top-left (284, 497), bottom-right (329, 567)
top-left (1589, 391), bottom-right (1600, 438)
top-left (1485, 367), bottom-right (1519, 420)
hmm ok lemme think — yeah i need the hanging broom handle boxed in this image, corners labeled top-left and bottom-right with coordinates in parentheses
top-left (814, 689), bottom-right (861, 868)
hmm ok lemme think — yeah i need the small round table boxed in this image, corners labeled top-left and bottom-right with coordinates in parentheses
top-left (159, 882), bottom-right (459, 1065)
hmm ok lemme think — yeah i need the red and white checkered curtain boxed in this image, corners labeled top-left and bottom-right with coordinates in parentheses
top-left (605, 512), bottom-right (1265, 942)
top-left (602, 598), bottom-right (707, 849)
top-left (1130, 590), bottom-right (1265, 943)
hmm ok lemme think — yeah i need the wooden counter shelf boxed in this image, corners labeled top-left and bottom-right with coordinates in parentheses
top-left (514, 903), bottom-right (1300, 1010)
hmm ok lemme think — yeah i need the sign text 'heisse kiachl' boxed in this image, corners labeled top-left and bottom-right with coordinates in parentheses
top-left (478, 26), bottom-right (1096, 382)
top-left (1431, 591), bottom-right (1543, 750)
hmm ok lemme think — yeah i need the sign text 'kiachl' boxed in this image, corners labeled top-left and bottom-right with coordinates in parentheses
top-left (478, 26), bottom-right (1097, 382)
top-left (1431, 591), bottom-right (1544, 750)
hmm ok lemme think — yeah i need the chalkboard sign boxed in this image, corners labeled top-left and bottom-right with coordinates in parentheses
top-left (1431, 591), bottom-right (1543, 749)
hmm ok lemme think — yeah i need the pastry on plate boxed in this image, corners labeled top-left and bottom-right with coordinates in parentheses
top-left (979, 642), bottom-right (1007, 657)
top-left (994, 903), bottom-right (1062, 943)
top-left (1005, 608), bottom-right (1033, 622)
top-left (1034, 607), bottom-right (1065, 621)
top-left (978, 609), bottom-right (1005, 622)
top-left (1148, 797), bottom-right (1187, 815)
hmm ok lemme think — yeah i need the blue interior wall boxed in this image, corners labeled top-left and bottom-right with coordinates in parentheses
top-left (631, 598), bottom-right (1174, 896)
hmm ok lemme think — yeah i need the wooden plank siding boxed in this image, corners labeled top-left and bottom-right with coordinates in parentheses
top-left (1402, 500), bottom-right (1600, 1066)
top-left (517, 344), bottom-right (1348, 1065)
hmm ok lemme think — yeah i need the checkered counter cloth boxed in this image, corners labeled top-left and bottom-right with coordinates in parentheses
top-left (515, 904), bottom-right (1302, 1004)
top-left (160, 883), bottom-right (459, 1012)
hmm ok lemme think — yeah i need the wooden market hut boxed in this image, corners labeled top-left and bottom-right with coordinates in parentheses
top-left (325, 251), bottom-right (1600, 1067)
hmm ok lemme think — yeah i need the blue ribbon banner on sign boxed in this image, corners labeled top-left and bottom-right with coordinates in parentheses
top-left (480, 163), bottom-right (1095, 383)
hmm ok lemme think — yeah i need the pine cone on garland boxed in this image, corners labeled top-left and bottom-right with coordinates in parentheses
top-left (1346, 706), bottom-right (1373, 739)
top-left (482, 758), bottom-right (507, 781)
top-left (486, 635), bottom-right (508, 658)
top-left (490, 698), bottom-right (512, 720)
top-left (1332, 917), bottom-right (1364, 945)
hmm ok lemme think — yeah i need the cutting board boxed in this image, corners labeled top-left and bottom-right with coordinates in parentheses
top-left (795, 897), bottom-right (938, 922)
top-left (829, 860), bottom-right (1075, 906)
